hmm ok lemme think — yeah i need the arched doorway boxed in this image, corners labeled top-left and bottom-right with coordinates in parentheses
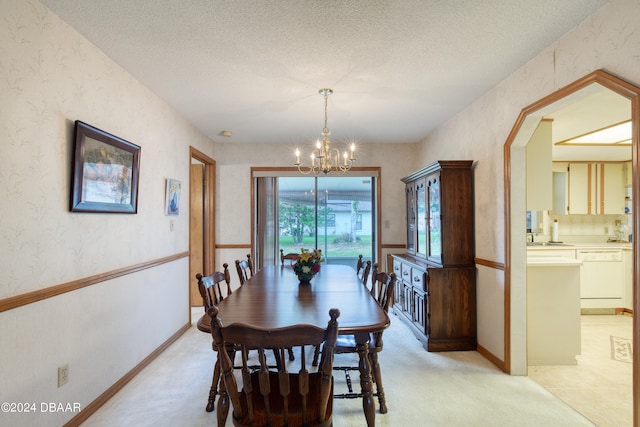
top-left (504, 70), bottom-right (639, 425)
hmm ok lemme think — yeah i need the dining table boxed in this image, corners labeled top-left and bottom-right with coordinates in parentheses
top-left (213, 263), bottom-right (390, 427)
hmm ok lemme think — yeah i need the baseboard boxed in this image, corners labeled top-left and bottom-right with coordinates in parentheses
top-left (581, 308), bottom-right (624, 315)
top-left (63, 321), bottom-right (191, 427)
top-left (477, 344), bottom-right (506, 373)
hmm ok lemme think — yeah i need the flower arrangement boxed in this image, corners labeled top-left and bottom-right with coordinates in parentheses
top-left (293, 248), bottom-right (323, 283)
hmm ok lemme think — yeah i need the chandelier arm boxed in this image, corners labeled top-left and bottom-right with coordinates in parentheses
top-left (292, 87), bottom-right (355, 175)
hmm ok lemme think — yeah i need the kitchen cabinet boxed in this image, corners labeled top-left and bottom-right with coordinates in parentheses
top-left (624, 161), bottom-right (632, 187)
top-left (623, 248), bottom-right (633, 310)
top-left (554, 162), bottom-right (625, 214)
top-left (393, 160), bottom-right (476, 352)
top-left (526, 256), bottom-right (582, 365)
top-left (572, 162), bottom-right (624, 214)
top-left (527, 245), bottom-right (629, 310)
top-left (526, 119), bottom-right (553, 211)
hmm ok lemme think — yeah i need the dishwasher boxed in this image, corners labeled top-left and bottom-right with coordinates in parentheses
top-left (576, 249), bottom-right (623, 299)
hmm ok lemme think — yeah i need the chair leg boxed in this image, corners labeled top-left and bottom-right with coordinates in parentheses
top-left (369, 351), bottom-right (387, 414)
top-left (287, 347), bottom-right (295, 361)
top-left (206, 359), bottom-right (220, 412)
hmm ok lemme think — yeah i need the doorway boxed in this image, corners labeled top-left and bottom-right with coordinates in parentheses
top-left (505, 70), bottom-right (639, 425)
top-left (278, 176), bottom-right (376, 265)
top-left (189, 147), bottom-right (215, 307)
top-left (252, 168), bottom-right (381, 270)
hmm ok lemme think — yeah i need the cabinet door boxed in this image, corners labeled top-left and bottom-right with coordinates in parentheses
top-left (568, 163), bottom-right (624, 214)
top-left (600, 163), bottom-right (624, 214)
top-left (426, 174), bottom-right (442, 262)
top-left (412, 288), bottom-right (427, 334)
top-left (568, 163), bottom-right (590, 214)
top-left (552, 163), bottom-right (568, 215)
top-left (402, 282), bottom-right (413, 316)
top-left (415, 178), bottom-right (427, 258)
top-left (405, 184), bottom-right (416, 254)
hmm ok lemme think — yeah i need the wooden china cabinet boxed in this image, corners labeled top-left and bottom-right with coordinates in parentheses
top-left (391, 160), bottom-right (477, 351)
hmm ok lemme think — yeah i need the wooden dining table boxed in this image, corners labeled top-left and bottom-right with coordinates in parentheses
top-left (213, 263), bottom-right (390, 426)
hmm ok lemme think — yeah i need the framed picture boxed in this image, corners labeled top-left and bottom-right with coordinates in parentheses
top-left (70, 120), bottom-right (141, 213)
top-left (165, 178), bottom-right (181, 216)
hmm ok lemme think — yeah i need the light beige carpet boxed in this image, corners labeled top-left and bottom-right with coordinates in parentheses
top-left (81, 310), bottom-right (596, 426)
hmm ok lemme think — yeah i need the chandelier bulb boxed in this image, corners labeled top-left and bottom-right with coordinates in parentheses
top-left (293, 87), bottom-right (356, 175)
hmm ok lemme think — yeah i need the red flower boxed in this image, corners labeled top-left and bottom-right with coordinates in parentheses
top-left (312, 263), bottom-right (321, 273)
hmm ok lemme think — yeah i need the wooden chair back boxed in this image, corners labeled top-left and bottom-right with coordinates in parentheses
top-left (372, 270), bottom-right (396, 314)
top-left (209, 306), bottom-right (340, 427)
top-left (361, 260), bottom-right (372, 289)
top-left (280, 249), bottom-right (299, 266)
top-left (195, 263), bottom-right (232, 411)
top-left (196, 263), bottom-right (231, 309)
top-left (355, 254), bottom-right (364, 277)
top-left (235, 254), bottom-right (254, 285)
top-left (195, 264), bottom-right (232, 334)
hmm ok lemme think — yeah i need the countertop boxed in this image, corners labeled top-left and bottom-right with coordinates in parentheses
top-left (527, 242), bottom-right (631, 250)
top-left (526, 256), bottom-right (583, 266)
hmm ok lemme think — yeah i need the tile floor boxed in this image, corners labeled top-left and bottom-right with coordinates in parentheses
top-left (528, 314), bottom-right (633, 427)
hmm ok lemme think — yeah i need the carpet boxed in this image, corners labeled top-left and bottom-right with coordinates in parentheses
top-left (610, 335), bottom-right (633, 363)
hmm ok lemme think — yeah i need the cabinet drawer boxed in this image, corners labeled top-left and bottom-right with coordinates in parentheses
top-left (393, 261), bottom-right (402, 278)
top-left (400, 263), bottom-right (412, 283)
top-left (411, 268), bottom-right (426, 291)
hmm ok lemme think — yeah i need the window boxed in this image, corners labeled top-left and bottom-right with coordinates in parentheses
top-left (253, 170), bottom-right (379, 269)
top-left (326, 213), bottom-right (336, 227)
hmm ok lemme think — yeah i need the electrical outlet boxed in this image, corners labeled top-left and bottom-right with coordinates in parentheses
top-left (58, 364), bottom-right (69, 387)
top-left (170, 219), bottom-right (175, 231)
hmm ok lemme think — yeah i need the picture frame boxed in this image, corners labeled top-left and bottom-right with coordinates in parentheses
top-left (70, 120), bottom-right (141, 213)
top-left (165, 178), bottom-right (181, 216)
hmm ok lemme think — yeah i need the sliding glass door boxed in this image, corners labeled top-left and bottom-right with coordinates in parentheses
top-left (257, 173), bottom-right (377, 268)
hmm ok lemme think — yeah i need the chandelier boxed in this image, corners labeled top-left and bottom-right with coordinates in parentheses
top-left (294, 88), bottom-right (356, 174)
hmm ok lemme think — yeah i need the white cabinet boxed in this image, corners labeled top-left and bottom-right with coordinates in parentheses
top-left (624, 161), bottom-right (632, 187)
top-left (526, 120), bottom-right (553, 211)
top-left (527, 257), bottom-right (582, 365)
top-left (568, 163), bottom-right (590, 214)
top-left (552, 163), bottom-right (568, 215)
top-left (601, 163), bottom-right (625, 214)
top-left (564, 162), bottom-right (625, 215)
top-left (623, 248), bottom-right (633, 310)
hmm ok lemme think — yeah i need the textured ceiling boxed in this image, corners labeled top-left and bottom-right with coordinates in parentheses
top-left (39, 0), bottom-right (607, 145)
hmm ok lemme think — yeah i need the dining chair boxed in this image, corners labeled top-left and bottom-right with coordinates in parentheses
top-left (280, 249), bottom-right (299, 266)
top-left (236, 253), bottom-right (296, 361)
top-left (209, 305), bottom-right (340, 427)
top-left (361, 260), bottom-right (373, 291)
top-left (195, 264), bottom-right (232, 412)
top-left (311, 259), bottom-right (372, 366)
top-left (235, 254), bottom-right (254, 286)
top-left (355, 254), bottom-right (364, 278)
top-left (331, 270), bottom-right (396, 414)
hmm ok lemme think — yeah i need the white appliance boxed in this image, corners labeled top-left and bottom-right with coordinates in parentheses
top-left (576, 250), bottom-right (623, 303)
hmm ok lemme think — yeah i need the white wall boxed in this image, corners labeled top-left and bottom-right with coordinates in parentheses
top-left (4, 5), bottom-right (638, 422)
top-left (0, 1), bottom-right (215, 424)
top-left (213, 142), bottom-right (417, 277)
top-left (417, 0), bottom-right (640, 371)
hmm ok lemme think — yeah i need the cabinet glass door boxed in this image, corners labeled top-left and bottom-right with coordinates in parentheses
top-left (415, 179), bottom-right (427, 257)
top-left (428, 176), bottom-right (442, 260)
top-left (406, 184), bottom-right (415, 254)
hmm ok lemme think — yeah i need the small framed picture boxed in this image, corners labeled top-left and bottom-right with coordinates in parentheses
top-left (165, 178), bottom-right (181, 216)
top-left (70, 121), bottom-right (141, 213)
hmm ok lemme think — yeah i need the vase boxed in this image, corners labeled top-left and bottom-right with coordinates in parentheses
top-left (297, 272), bottom-right (315, 284)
